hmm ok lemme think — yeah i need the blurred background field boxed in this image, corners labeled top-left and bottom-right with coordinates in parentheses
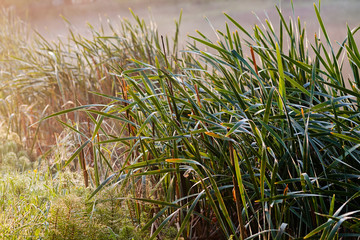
top-left (3, 0), bottom-right (360, 42)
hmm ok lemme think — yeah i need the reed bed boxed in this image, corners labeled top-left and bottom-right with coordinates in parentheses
top-left (1, 1), bottom-right (360, 239)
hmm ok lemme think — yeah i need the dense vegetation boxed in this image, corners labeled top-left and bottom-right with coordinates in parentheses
top-left (1, 1), bottom-right (360, 239)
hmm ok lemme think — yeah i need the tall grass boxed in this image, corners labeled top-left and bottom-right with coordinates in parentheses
top-left (6, 1), bottom-right (360, 239)
top-left (0, 8), bottom-right (178, 239)
top-left (0, 6), bottom-right (179, 158)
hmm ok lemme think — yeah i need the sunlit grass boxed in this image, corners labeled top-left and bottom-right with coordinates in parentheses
top-left (0, 153), bottom-right (148, 239)
top-left (1, 0), bottom-right (360, 239)
top-left (44, 1), bottom-right (360, 239)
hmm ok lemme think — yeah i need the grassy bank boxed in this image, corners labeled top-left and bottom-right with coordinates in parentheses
top-left (1, 1), bottom-right (360, 239)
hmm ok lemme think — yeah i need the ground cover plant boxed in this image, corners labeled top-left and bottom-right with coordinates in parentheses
top-left (0, 130), bottom-right (148, 239)
top-left (1, 0), bottom-right (360, 239)
top-left (0, 166), bottom-right (149, 239)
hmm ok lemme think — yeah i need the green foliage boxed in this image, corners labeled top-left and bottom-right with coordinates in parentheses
top-left (2, 0), bottom-right (360, 239)
top-left (47, 185), bottom-right (148, 240)
top-left (0, 168), bottom-right (147, 239)
top-left (43, 2), bottom-right (360, 239)
top-left (0, 170), bottom-right (54, 239)
top-left (0, 6), bottom-right (180, 159)
top-left (0, 126), bottom-right (145, 239)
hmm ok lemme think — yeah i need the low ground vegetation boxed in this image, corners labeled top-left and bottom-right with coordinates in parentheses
top-left (0, 137), bottom-right (148, 239)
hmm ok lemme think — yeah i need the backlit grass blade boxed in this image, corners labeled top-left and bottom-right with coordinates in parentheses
top-left (276, 43), bottom-right (286, 111)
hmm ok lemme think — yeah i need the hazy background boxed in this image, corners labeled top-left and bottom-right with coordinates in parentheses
top-left (4, 0), bottom-right (360, 45)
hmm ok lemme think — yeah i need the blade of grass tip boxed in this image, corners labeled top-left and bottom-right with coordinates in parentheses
top-left (224, 13), bottom-right (253, 40)
top-left (226, 23), bottom-right (234, 50)
top-left (189, 36), bottom-right (230, 55)
top-left (314, 2), bottom-right (331, 49)
top-left (329, 195), bottom-right (336, 216)
top-left (276, 43), bottom-right (286, 112)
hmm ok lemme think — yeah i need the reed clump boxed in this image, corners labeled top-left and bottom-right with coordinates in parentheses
top-left (1, 1), bottom-right (360, 239)
top-left (44, 2), bottom-right (360, 239)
